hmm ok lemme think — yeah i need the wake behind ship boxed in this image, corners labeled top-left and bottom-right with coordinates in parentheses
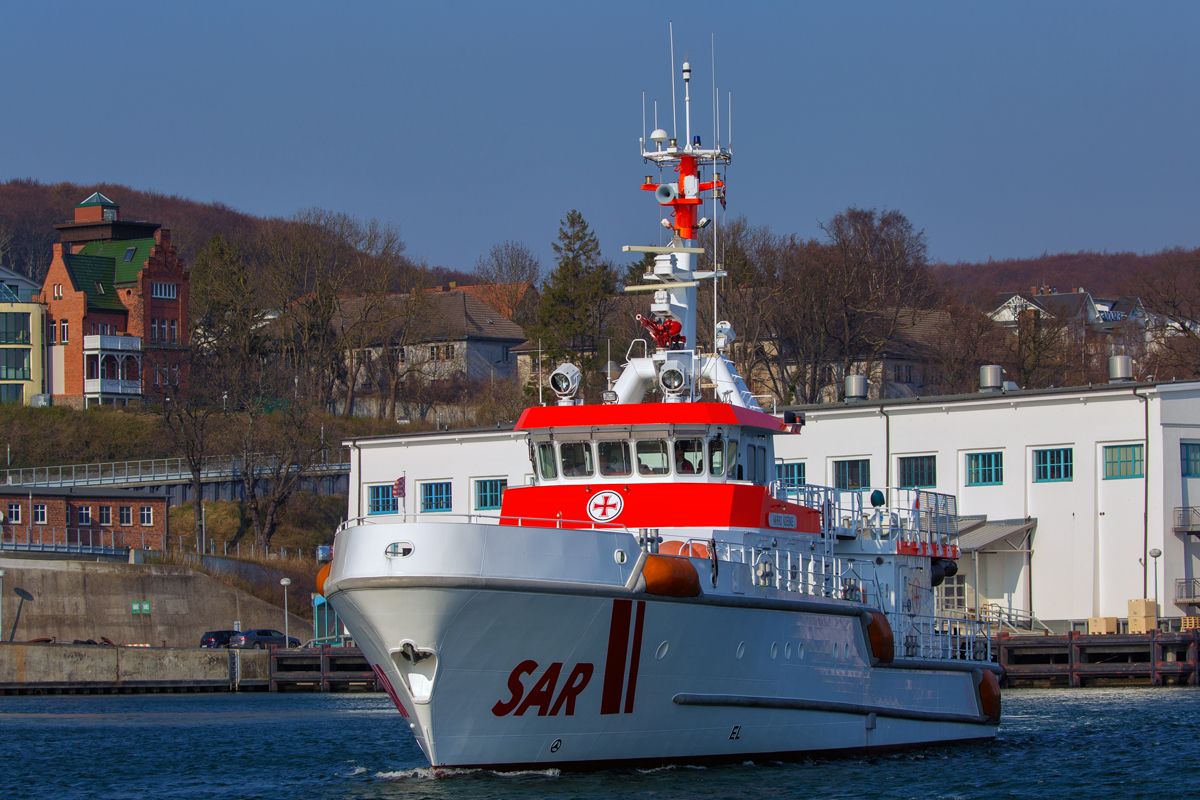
top-left (319, 47), bottom-right (1001, 769)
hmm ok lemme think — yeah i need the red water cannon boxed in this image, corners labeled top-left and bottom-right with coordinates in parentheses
top-left (637, 313), bottom-right (686, 350)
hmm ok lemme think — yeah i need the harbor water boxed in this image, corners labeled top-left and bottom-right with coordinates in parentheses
top-left (3, 687), bottom-right (1197, 799)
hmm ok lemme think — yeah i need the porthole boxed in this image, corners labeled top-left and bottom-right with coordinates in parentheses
top-left (770, 642), bottom-right (778, 660)
top-left (798, 641), bottom-right (805, 660)
top-left (785, 642), bottom-right (792, 660)
top-left (832, 642), bottom-right (839, 660)
top-left (385, 541), bottom-right (414, 558)
top-left (656, 641), bottom-right (669, 660)
top-left (614, 549), bottom-right (627, 564)
top-left (736, 641), bottom-right (745, 660)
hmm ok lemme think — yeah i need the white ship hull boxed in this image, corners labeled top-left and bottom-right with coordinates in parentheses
top-left (325, 521), bottom-right (998, 769)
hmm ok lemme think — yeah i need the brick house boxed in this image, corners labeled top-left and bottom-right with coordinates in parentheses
top-left (40, 193), bottom-right (190, 407)
top-left (0, 486), bottom-right (170, 550)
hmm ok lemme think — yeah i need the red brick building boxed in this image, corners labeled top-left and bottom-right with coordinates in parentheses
top-left (0, 486), bottom-right (170, 551)
top-left (40, 193), bottom-right (190, 407)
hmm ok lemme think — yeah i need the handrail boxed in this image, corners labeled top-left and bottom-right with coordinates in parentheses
top-left (1175, 578), bottom-right (1200, 604)
top-left (1174, 507), bottom-right (1200, 530)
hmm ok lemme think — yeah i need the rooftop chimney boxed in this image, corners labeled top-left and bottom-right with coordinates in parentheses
top-left (845, 374), bottom-right (868, 402)
top-left (1109, 355), bottom-right (1133, 383)
top-left (980, 365), bottom-right (1002, 392)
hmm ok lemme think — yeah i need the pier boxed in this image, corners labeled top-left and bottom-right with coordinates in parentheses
top-left (996, 630), bottom-right (1200, 687)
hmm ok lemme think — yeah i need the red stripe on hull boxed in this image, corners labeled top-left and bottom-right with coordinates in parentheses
top-left (601, 599), bottom-right (632, 714)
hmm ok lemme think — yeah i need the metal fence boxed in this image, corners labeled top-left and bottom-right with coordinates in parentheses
top-left (1176, 578), bottom-right (1200, 605)
top-left (2, 449), bottom-right (352, 488)
top-left (1175, 507), bottom-right (1200, 531)
top-left (0, 525), bottom-right (153, 553)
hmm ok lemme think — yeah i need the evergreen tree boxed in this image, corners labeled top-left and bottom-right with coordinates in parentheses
top-left (534, 210), bottom-right (618, 399)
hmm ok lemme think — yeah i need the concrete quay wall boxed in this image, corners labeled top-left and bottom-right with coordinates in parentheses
top-left (0, 557), bottom-right (307, 647)
top-left (0, 641), bottom-right (270, 692)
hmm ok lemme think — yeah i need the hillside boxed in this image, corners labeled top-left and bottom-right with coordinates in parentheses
top-left (934, 250), bottom-right (1164, 301)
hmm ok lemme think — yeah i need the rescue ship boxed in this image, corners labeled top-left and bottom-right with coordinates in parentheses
top-left (320, 53), bottom-right (1001, 770)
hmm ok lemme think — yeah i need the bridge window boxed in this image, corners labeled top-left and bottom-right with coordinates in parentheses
top-left (636, 440), bottom-right (670, 475)
top-left (536, 442), bottom-right (557, 480)
top-left (598, 441), bottom-right (632, 476)
top-left (475, 478), bottom-right (507, 510)
top-left (966, 452), bottom-right (1003, 486)
top-left (368, 485), bottom-right (398, 515)
top-left (726, 440), bottom-right (739, 478)
top-left (1033, 448), bottom-right (1073, 483)
top-left (1104, 445), bottom-right (1144, 479)
top-left (560, 442), bottom-right (594, 478)
top-left (675, 439), bottom-right (704, 475)
top-left (420, 481), bottom-right (452, 512)
top-left (708, 438), bottom-right (725, 476)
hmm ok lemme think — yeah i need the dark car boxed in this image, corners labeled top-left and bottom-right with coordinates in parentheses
top-left (200, 630), bottom-right (240, 649)
top-left (228, 629), bottom-right (300, 649)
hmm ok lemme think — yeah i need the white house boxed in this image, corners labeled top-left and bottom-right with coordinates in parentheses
top-left (341, 376), bottom-right (1200, 632)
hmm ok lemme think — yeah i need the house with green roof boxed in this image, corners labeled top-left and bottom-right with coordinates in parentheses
top-left (40, 195), bottom-right (190, 408)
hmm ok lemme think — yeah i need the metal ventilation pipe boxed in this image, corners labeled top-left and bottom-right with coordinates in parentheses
top-left (845, 374), bottom-right (868, 402)
top-left (1109, 355), bottom-right (1133, 383)
top-left (980, 365), bottom-right (1003, 392)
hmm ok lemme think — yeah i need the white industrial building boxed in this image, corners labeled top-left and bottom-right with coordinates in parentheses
top-left (343, 374), bottom-right (1200, 633)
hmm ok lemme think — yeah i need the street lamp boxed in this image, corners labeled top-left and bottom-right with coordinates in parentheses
top-left (1149, 548), bottom-right (1162, 610)
top-left (280, 578), bottom-right (292, 647)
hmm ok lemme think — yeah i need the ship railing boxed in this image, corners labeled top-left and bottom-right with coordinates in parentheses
top-left (708, 539), bottom-right (865, 601)
top-left (777, 483), bottom-right (960, 551)
top-left (890, 613), bottom-right (993, 662)
top-left (335, 513), bottom-right (634, 534)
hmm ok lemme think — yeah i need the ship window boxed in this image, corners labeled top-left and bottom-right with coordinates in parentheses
top-left (598, 441), bottom-right (632, 477)
top-left (560, 442), bottom-right (594, 478)
top-left (726, 440), bottom-right (739, 478)
top-left (708, 438), bottom-right (725, 476)
top-left (536, 442), bottom-right (557, 480)
top-left (635, 440), bottom-right (670, 475)
top-left (674, 439), bottom-right (703, 475)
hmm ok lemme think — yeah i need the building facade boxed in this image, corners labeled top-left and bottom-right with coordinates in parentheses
top-left (0, 486), bottom-right (170, 551)
top-left (40, 193), bottom-right (189, 407)
top-left (0, 264), bottom-right (46, 405)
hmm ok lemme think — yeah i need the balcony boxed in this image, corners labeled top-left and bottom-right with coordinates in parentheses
top-left (1176, 578), bottom-right (1200, 605)
top-left (1174, 507), bottom-right (1200, 534)
top-left (83, 334), bottom-right (142, 352)
top-left (84, 378), bottom-right (142, 395)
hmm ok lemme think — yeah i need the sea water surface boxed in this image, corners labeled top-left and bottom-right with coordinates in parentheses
top-left (2, 687), bottom-right (1196, 800)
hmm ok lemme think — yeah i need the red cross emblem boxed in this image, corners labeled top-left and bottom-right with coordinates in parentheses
top-left (587, 490), bottom-right (624, 523)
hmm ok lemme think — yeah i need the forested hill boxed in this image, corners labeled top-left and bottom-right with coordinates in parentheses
top-left (934, 250), bottom-right (1166, 300)
top-left (0, 178), bottom-right (477, 286)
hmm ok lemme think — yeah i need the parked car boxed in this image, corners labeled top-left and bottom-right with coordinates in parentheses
top-left (228, 629), bottom-right (301, 649)
top-left (200, 630), bottom-right (240, 649)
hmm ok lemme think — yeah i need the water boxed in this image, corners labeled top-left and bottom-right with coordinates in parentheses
top-left (2, 687), bottom-right (1197, 800)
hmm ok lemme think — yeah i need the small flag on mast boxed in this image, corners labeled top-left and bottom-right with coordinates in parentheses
top-left (394, 477), bottom-right (406, 498)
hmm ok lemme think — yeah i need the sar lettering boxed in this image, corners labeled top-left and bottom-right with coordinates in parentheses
top-left (493, 660), bottom-right (594, 717)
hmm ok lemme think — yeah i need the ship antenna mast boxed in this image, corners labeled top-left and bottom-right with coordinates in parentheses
top-left (670, 21), bottom-right (677, 140)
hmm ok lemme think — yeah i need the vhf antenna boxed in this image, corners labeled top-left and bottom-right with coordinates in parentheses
top-left (669, 21), bottom-right (677, 140)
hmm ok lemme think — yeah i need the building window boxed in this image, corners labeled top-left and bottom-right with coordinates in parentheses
top-left (102, 207), bottom-right (117, 221)
top-left (502, 346), bottom-right (511, 362)
top-left (99, 506), bottom-right (112, 526)
top-left (65, 506), bottom-right (71, 526)
top-left (1183, 443), bottom-right (1200, 478)
top-left (966, 452), bottom-right (1004, 486)
top-left (0, 349), bottom-right (30, 381)
top-left (899, 455), bottom-right (936, 489)
top-left (1034, 448), bottom-right (1073, 482)
top-left (7, 503), bottom-right (19, 524)
top-left (151, 282), bottom-right (178, 299)
top-left (123, 247), bottom-right (137, 262)
top-left (0, 384), bottom-right (22, 404)
top-left (1104, 445), bottom-right (1144, 479)
top-left (421, 481), bottom-right (452, 513)
top-left (367, 485), bottom-right (398, 515)
top-left (140, 506), bottom-right (153, 526)
top-left (151, 319), bottom-right (159, 343)
top-left (169, 319), bottom-right (177, 344)
top-left (834, 459), bottom-right (870, 490)
top-left (905, 364), bottom-right (914, 384)
top-left (475, 478), bottom-right (507, 511)
top-left (53, 284), bottom-right (62, 300)
top-left (48, 320), bottom-right (56, 345)
top-left (60, 319), bottom-right (67, 344)
top-left (778, 461), bottom-right (805, 487)
top-left (119, 506), bottom-right (132, 526)
top-left (78, 506), bottom-right (92, 525)
top-left (938, 573), bottom-right (967, 612)
top-left (33, 504), bottom-right (46, 525)
top-left (892, 364), bottom-right (902, 383)
top-left (0, 313), bottom-right (31, 344)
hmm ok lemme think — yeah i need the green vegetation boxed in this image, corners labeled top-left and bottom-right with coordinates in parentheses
top-left (167, 494), bottom-right (345, 554)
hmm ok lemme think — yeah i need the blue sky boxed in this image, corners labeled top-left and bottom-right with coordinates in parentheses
top-left (2, 2), bottom-right (1197, 271)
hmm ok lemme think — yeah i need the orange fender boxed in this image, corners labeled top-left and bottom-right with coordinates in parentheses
top-left (659, 540), bottom-right (710, 559)
top-left (316, 563), bottom-right (331, 597)
top-left (642, 555), bottom-right (702, 597)
top-left (865, 611), bottom-right (895, 664)
top-left (979, 668), bottom-right (1002, 722)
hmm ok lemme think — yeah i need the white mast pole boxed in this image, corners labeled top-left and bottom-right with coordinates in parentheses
top-left (670, 22), bottom-right (677, 140)
top-left (683, 59), bottom-right (691, 146)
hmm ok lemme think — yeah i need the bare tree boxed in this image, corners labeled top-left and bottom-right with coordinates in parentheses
top-left (1124, 247), bottom-right (1200, 380)
top-left (473, 240), bottom-right (542, 326)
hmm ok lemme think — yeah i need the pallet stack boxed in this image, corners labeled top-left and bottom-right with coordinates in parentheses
top-left (1128, 599), bottom-right (1158, 634)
